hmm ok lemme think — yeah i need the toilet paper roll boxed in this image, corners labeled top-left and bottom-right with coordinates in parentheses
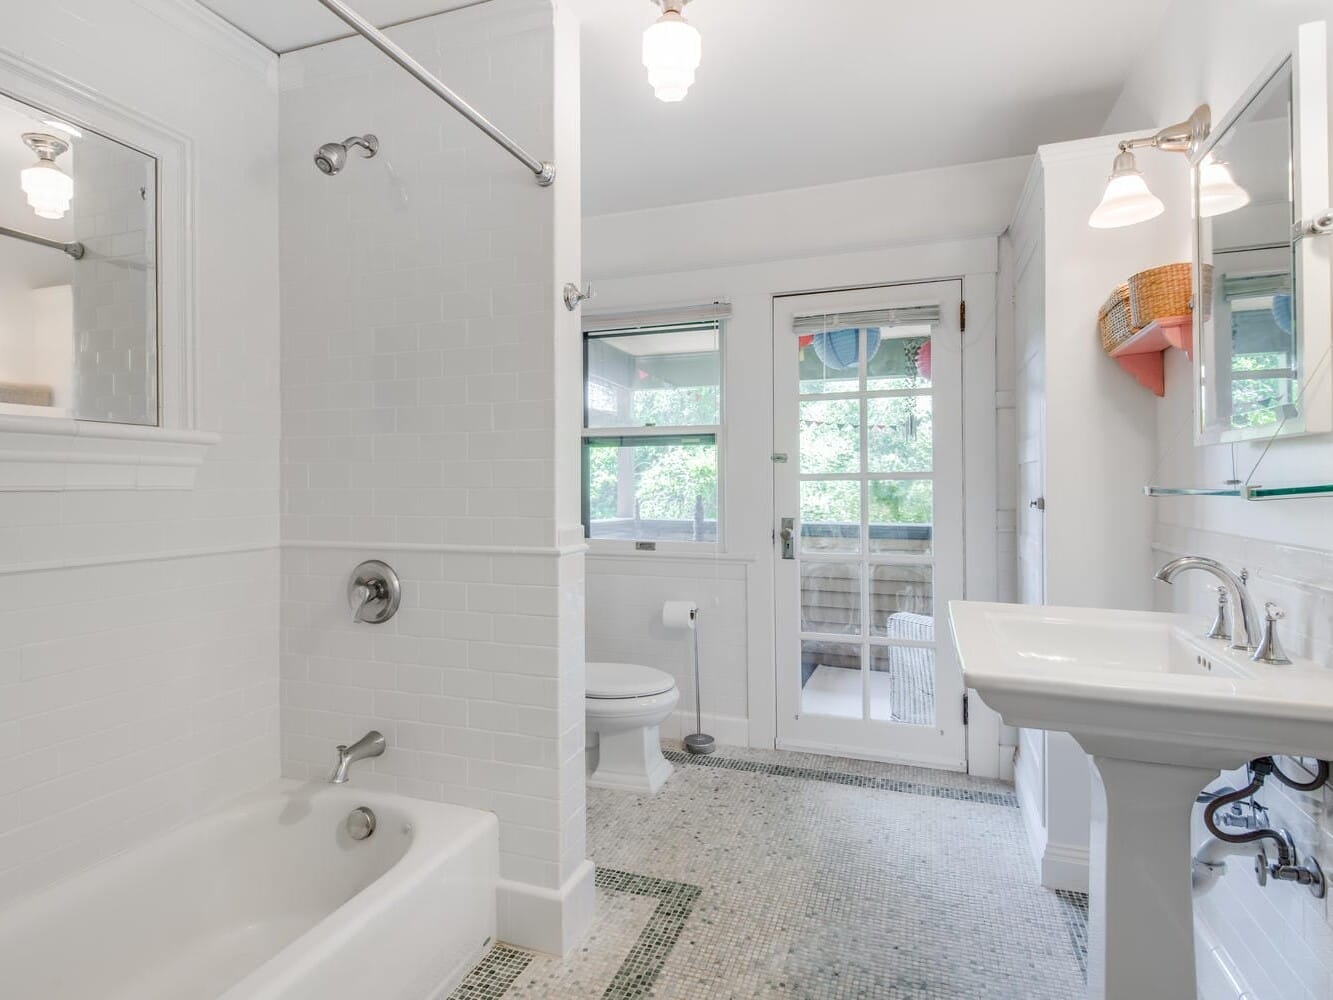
top-left (662, 601), bottom-right (698, 630)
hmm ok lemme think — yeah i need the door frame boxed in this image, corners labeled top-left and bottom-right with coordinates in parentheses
top-left (771, 280), bottom-right (967, 770)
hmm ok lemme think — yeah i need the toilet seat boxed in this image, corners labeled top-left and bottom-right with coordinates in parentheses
top-left (586, 661), bottom-right (675, 700)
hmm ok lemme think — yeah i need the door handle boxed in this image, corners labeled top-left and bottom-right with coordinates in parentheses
top-left (779, 517), bottom-right (795, 559)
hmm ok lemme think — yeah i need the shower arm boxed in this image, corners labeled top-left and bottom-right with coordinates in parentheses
top-left (313, 0), bottom-right (556, 186)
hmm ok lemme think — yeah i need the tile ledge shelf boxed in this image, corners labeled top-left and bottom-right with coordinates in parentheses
top-left (0, 415), bottom-right (219, 491)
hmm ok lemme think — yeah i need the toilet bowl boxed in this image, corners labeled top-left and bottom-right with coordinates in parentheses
top-left (585, 661), bottom-right (679, 794)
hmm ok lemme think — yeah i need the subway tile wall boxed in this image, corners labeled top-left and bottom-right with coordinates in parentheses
top-left (0, 0), bottom-right (281, 908)
top-left (277, 0), bottom-right (589, 919)
top-left (1155, 523), bottom-right (1333, 1000)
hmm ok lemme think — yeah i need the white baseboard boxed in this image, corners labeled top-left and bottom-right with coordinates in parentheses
top-left (1039, 841), bottom-right (1089, 893)
top-left (496, 860), bottom-right (596, 957)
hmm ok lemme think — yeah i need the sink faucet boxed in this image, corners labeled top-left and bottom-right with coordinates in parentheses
top-left (329, 730), bottom-right (386, 784)
top-left (1154, 556), bottom-right (1262, 652)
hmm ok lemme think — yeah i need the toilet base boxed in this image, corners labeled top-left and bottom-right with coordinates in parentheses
top-left (587, 724), bottom-right (673, 794)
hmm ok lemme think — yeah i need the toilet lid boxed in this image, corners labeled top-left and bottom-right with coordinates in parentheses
top-left (586, 662), bottom-right (675, 699)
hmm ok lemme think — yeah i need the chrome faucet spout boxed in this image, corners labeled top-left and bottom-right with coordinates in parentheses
top-left (1155, 556), bottom-right (1262, 651)
top-left (329, 730), bottom-right (386, 784)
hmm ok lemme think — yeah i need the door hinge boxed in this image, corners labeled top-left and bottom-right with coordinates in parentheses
top-left (963, 693), bottom-right (970, 726)
top-left (960, 300), bottom-right (967, 333)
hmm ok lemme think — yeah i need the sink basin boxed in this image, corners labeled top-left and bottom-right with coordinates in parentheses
top-left (949, 601), bottom-right (1333, 769)
top-left (948, 600), bottom-right (1333, 1000)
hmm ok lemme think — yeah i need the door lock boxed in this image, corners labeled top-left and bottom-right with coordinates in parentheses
top-left (779, 517), bottom-right (795, 559)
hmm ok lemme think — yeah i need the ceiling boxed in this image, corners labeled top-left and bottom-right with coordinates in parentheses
top-left (196, 0), bottom-right (1173, 215)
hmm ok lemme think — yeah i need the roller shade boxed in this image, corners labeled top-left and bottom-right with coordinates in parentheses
top-left (791, 306), bottom-right (939, 335)
top-left (583, 302), bottom-right (731, 336)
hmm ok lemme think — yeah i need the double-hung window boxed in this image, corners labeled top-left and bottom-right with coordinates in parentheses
top-left (581, 310), bottom-right (725, 545)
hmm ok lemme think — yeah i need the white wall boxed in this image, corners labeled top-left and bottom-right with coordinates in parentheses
top-left (277, 0), bottom-right (592, 955)
top-left (583, 156), bottom-right (1026, 770)
top-left (1105, 4), bottom-right (1333, 997)
top-left (0, 0), bottom-right (281, 907)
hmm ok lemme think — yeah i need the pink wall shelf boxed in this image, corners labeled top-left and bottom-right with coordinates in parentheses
top-left (1109, 315), bottom-right (1193, 397)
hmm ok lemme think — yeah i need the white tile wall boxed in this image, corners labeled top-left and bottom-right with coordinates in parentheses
top-left (1156, 523), bottom-right (1333, 1000)
top-left (277, 0), bottom-right (589, 927)
top-left (0, 0), bottom-right (281, 908)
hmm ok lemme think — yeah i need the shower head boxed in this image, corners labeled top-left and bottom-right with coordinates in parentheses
top-left (314, 134), bottom-right (379, 176)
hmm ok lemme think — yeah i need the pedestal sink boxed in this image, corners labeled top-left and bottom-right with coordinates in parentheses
top-left (948, 601), bottom-right (1333, 1000)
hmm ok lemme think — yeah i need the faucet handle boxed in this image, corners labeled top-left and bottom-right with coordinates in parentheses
top-left (1252, 603), bottom-right (1293, 665)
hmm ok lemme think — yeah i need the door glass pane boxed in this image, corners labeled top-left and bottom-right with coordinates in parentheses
top-left (801, 639), bottom-right (862, 719)
top-left (800, 398), bottom-right (861, 473)
top-left (867, 330), bottom-right (932, 390)
top-left (800, 480), bottom-right (860, 554)
top-left (868, 479), bottom-right (932, 554)
top-left (801, 561), bottom-right (861, 635)
top-left (798, 329), bottom-right (861, 394)
top-left (870, 565), bottom-right (933, 637)
top-left (870, 645), bottom-right (936, 725)
top-left (867, 396), bottom-right (932, 473)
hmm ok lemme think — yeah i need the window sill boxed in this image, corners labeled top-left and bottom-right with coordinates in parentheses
top-left (586, 540), bottom-right (754, 562)
top-left (0, 415), bottom-right (220, 491)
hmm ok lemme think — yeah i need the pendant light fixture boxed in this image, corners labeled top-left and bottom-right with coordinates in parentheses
top-left (643, 0), bottom-right (701, 103)
top-left (1087, 105), bottom-right (1211, 229)
top-left (20, 133), bottom-right (73, 221)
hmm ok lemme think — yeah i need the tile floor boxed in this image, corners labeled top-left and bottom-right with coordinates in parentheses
top-left (452, 743), bottom-right (1087, 999)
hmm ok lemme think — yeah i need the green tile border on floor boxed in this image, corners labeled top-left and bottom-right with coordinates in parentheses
top-left (662, 748), bottom-right (1020, 808)
top-left (449, 867), bottom-right (702, 1000)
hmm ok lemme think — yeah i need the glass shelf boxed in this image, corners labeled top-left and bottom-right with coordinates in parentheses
top-left (1144, 483), bottom-right (1333, 501)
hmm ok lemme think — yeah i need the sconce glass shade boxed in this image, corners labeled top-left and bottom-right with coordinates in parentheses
top-left (1198, 158), bottom-right (1250, 218)
top-left (1089, 150), bottom-right (1164, 229)
top-left (19, 134), bottom-right (73, 221)
top-left (643, 7), bottom-right (702, 103)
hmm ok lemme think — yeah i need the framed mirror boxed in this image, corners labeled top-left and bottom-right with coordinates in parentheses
top-left (1193, 23), bottom-right (1331, 444)
top-left (0, 89), bottom-right (158, 426)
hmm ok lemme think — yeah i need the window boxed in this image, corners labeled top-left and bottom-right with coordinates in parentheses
top-left (582, 317), bottom-right (723, 544)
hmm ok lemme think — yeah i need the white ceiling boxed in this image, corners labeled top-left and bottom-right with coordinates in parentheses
top-left (196, 0), bottom-right (1173, 215)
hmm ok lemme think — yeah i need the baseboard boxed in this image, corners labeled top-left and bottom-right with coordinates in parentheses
top-left (662, 709), bottom-right (748, 747)
top-left (1040, 841), bottom-right (1089, 893)
top-left (496, 859), bottom-right (596, 957)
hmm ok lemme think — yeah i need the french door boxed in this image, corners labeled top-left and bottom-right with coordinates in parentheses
top-left (773, 281), bottom-right (966, 769)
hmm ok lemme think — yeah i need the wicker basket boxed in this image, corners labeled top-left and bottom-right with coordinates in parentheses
top-left (1129, 263), bottom-right (1212, 328)
top-left (1098, 283), bottom-right (1136, 354)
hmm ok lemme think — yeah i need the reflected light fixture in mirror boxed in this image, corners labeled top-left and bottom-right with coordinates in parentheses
top-left (1197, 155), bottom-right (1251, 217)
top-left (1088, 105), bottom-right (1212, 229)
top-left (20, 132), bottom-right (73, 220)
top-left (643, 0), bottom-right (702, 103)
top-left (1089, 149), bottom-right (1165, 228)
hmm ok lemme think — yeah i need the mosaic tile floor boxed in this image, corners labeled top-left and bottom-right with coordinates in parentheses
top-left (453, 744), bottom-right (1088, 999)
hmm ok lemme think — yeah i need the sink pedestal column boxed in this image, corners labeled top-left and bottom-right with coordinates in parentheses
top-left (1086, 754), bottom-right (1216, 1000)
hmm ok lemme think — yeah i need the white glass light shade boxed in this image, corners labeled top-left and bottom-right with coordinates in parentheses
top-left (1198, 158), bottom-right (1250, 218)
top-left (643, 9), bottom-right (701, 103)
top-left (1089, 151), bottom-right (1164, 229)
top-left (21, 160), bottom-right (73, 220)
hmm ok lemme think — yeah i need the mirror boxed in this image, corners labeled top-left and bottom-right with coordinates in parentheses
top-left (0, 89), bottom-right (158, 426)
top-left (1193, 60), bottom-right (1300, 442)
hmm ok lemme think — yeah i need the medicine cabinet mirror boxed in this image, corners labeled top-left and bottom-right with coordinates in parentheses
top-left (0, 88), bottom-right (158, 426)
top-left (1192, 23), bottom-right (1331, 445)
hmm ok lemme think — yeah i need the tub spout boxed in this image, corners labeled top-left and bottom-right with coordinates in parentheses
top-left (330, 730), bottom-right (386, 784)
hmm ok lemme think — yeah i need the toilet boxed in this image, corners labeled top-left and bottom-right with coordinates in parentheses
top-left (585, 661), bottom-right (680, 794)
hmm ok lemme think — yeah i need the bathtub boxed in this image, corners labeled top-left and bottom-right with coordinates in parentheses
top-left (0, 779), bottom-right (498, 1000)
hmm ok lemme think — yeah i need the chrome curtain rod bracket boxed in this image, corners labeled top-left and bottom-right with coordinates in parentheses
top-left (0, 224), bottom-right (84, 260)
top-left (313, 0), bottom-right (556, 186)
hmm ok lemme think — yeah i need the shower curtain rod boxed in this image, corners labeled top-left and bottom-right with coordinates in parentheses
top-left (0, 224), bottom-right (84, 260)
top-left (313, 0), bottom-right (556, 186)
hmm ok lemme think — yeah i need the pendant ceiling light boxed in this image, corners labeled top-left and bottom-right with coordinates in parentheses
top-left (20, 132), bottom-right (73, 221)
top-left (1197, 156), bottom-right (1250, 218)
top-left (643, 0), bottom-right (701, 103)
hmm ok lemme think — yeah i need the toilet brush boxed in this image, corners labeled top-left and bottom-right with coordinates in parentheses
top-left (683, 607), bottom-right (715, 755)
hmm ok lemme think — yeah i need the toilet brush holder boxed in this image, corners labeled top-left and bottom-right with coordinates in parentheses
top-left (683, 608), bottom-right (714, 755)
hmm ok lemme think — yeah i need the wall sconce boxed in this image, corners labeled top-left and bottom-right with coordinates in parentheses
top-left (20, 132), bottom-right (73, 221)
top-left (643, 0), bottom-right (702, 103)
top-left (1088, 105), bottom-right (1212, 229)
top-left (1197, 155), bottom-right (1251, 217)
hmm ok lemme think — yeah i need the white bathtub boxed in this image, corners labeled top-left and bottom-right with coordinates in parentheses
top-left (0, 779), bottom-right (498, 1000)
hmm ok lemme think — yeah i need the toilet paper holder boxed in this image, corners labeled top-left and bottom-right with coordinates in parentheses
top-left (663, 601), bottom-right (714, 755)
